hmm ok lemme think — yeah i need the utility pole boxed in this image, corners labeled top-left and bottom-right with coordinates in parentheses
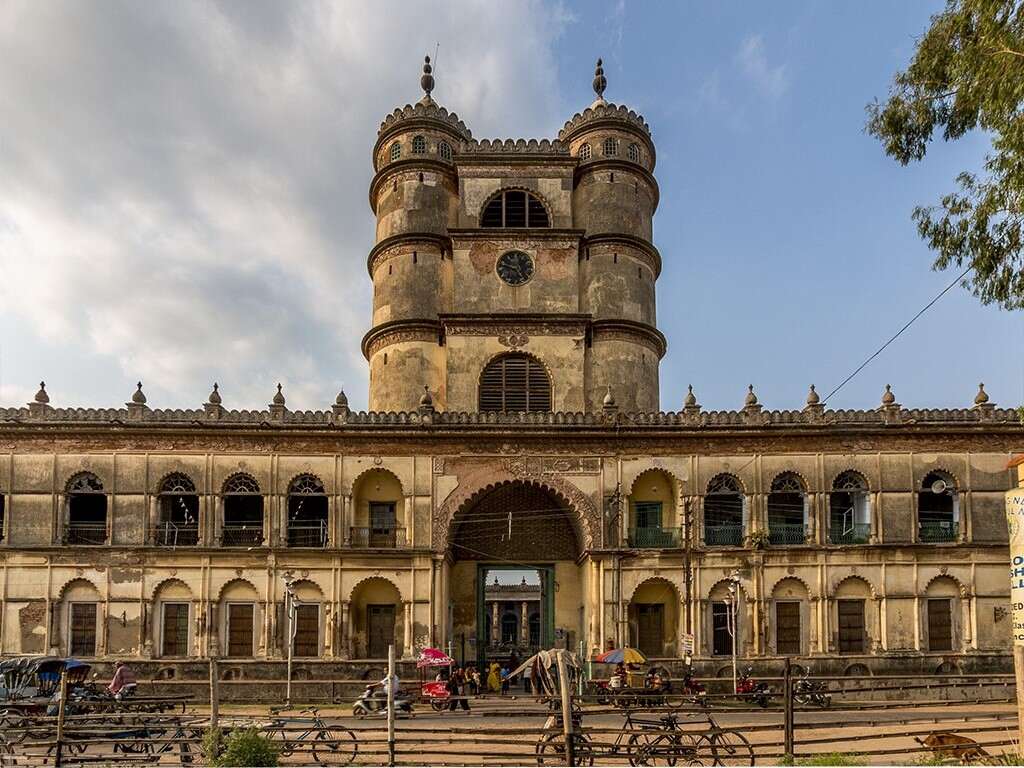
top-left (283, 576), bottom-right (296, 707)
top-left (683, 498), bottom-right (693, 636)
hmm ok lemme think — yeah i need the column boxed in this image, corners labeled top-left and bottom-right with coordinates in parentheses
top-left (207, 600), bottom-right (220, 657)
top-left (341, 495), bottom-right (352, 546)
top-left (491, 602), bottom-right (499, 645)
top-left (808, 597), bottom-right (819, 654)
top-left (806, 493), bottom-right (818, 544)
top-left (962, 592), bottom-right (973, 650)
top-left (403, 600), bottom-right (413, 658)
top-left (873, 596), bottom-right (883, 653)
top-left (339, 600), bottom-right (351, 659)
top-left (520, 601), bottom-right (528, 646)
top-left (404, 494), bottom-right (414, 547)
top-left (141, 598), bottom-right (153, 657)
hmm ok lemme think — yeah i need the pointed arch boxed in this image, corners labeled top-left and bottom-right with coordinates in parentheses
top-left (65, 471), bottom-right (104, 494)
top-left (151, 577), bottom-right (193, 601)
top-left (56, 577), bottom-right (100, 601)
top-left (830, 574), bottom-right (877, 599)
top-left (769, 575), bottom-right (814, 599)
top-left (215, 577), bottom-right (261, 602)
top-left (923, 572), bottom-right (969, 598)
top-left (349, 575), bottom-right (403, 604)
top-left (348, 466), bottom-right (405, 497)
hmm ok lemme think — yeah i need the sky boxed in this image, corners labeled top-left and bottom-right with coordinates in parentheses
top-left (1, 1), bottom-right (1019, 413)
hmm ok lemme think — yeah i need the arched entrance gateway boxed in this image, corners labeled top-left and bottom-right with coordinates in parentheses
top-left (441, 478), bottom-right (595, 668)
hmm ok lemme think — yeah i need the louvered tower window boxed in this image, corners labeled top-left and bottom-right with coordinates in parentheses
top-left (478, 354), bottom-right (551, 412)
top-left (480, 190), bottom-right (550, 228)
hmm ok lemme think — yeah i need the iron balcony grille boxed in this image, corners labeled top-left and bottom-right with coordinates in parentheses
top-left (154, 522), bottom-right (199, 547)
top-left (349, 526), bottom-right (407, 549)
top-left (704, 524), bottom-right (744, 547)
top-left (221, 525), bottom-right (264, 547)
top-left (919, 521), bottom-right (959, 542)
top-left (287, 522), bottom-right (328, 548)
top-left (768, 523), bottom-right (807, 546)
top-left (65, 523), bottom-right (107, 546)
top-left (830, 523), bottom-right (871, 545)
top-left (628, 527), bottom-right (681, 548)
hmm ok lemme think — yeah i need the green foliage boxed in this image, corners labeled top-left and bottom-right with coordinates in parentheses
top-left (983, 751), bottom-right (1024, 765)
top-left (746, 530), bottom-right (770, 549)
top-left (203, 726), bottom-right (279, 767)
top-left (867, 0), bottom-right (1024, 309)
top-left (789, 753), bottom-right (865, 766)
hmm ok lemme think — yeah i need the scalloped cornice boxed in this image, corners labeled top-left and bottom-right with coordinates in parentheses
top-left (461, 138), bottom-right (569, 155)
top-left (558, 103), bottom-right (652, 142)
top-left (376, 102), bottom-right (472, 143)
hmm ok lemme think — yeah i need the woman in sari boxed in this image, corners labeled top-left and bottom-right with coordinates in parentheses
top-left (487, 662), bottom-right (501, 693)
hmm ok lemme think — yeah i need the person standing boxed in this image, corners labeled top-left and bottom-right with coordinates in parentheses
top-left (448, 667), bottom-right (469, 712)
top-left (500, 665), bottom-right (510, 695)
top-left (523, 663), bottom-right (532, 694)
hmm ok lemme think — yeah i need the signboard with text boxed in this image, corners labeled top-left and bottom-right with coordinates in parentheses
top-left (1005, 487), bottom-right (1024, 645)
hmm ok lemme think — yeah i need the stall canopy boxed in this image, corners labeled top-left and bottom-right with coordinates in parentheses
top-left (416, 648), bottom-right (454, 668)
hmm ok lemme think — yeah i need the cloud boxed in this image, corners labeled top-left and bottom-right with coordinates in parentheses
top-left (736, 34), bottom-right (788, 100)
top-left (0, 1), bottom-right (571, 410)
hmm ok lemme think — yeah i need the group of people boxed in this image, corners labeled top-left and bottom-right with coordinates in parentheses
top-left (434, 657), bottom-right (537, 711)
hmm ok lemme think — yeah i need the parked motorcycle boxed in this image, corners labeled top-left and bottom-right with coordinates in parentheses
top-left (793, 669), bottom-right (831, 708)
top-left (352, 685), bottom-right (414, 718)
top-left (680, 667), bottom-right (707, 705)
top-left (735, 667), bottom-right (771, 708)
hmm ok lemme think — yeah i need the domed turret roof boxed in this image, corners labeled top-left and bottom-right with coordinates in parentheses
top-left (558, 58), bottom-right (651, 143)
top-left (377, 56), bottom-right (471, 142)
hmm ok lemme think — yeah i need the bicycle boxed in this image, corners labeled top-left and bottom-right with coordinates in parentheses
top-left (263, 705), bottom-right (358, 766)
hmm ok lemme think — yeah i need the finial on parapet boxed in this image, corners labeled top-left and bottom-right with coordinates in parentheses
top-left (742, 384), bottom-right (762, 422)
top-left (880, 383), bottom-right (896, 408)
top-left (420, 55), bottom-right (435, 102)
top-left (803, 384), bottom-right (824, 419)
top-left (602, 385), bottom-right (618, 414)
top-left (127, 381), bottom-right (149, 420)
top-left (744, 384), bottom-right (758, 407)
top-left (28, 381), bottom-right (51, 417)
top-left (683, 384), bottom-right (701, 418)
top-left (974, 382), bottom-right (991, 406)
top-left (204, 382), bottom-right (223, 420)
top-left (879, 383), bottom-right (900, 423)
top-left (418, 385), bottom-right (435, 417)
top-left (973, 382), bottom-right (995, 418)
top-left (333, 387), bottom-right (350, 423)
top-left (273, 383), bottom-right (286, 406)
top-left (269, 383), bottom-right (287, 420)
top-left (592, 58), bottom-right (607, 102)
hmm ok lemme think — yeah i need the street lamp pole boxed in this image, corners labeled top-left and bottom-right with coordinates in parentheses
top-left (726, 570), bottom-right (740, 694)
top-left (283, 577), bottom-right (296, 707)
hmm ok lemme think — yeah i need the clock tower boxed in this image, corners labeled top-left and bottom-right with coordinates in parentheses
top-left (363, 58), bottom-right (665, 413)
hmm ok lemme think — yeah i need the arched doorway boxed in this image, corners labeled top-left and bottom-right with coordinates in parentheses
top-left (445, 480), bottom-right (585, 667)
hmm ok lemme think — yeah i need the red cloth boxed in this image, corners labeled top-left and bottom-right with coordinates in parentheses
top-left (108, 665), bottom-right (137, 694)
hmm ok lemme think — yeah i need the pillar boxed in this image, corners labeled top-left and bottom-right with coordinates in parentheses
top-left (806, 493), bottom-right (818, 543)
top-left (403, 600), bottom-right (414, 658)
top-left (341, 495), bottom-right (352, 546)
top-left (873, 596), bottom-right (883, 653)
top-left (404, 494), bottom-right (414, 547)
top-left (340, 600), bottom-right (351, 659)
top-left (520, 601), bottom-right (528, 646)
top-left (491, 602), bottom-right (499, 645)
top-left (962, 591), bottom-right (974, 650)
top-left (207, 599), bottom-right (220, 657)
top-left (808, 596), bottom-right (819, 654)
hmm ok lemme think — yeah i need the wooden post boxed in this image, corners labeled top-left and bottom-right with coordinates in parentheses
top-left (556, 650), bottom-right (574, 767)
top-left (209, 658), bottom-right (219, 730)
top-left (54, 669), bottom-right (68, 768)
top-left (387, 643), bottom-right (396, 767)
top-left (783, 656), bottom-right (794, 758)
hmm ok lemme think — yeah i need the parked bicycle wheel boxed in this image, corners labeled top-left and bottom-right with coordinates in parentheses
top-left (535, 732), bottom-right (595, 766)
top-left (313, 727), bottom-right (358, 766)
top-left (628, 731), bottom-right (700, 766)
top-left (702, 729), bottom-right (754, 766)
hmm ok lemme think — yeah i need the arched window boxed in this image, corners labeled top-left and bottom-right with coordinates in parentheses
top-left (830, 471), bottom-right (870, 545)
top-left (627, 143), bottom-right (641, 163)
top-left (704, 474), bottom-right (744, 546)
top-left (157, 473), bottom-right (199, 547)
top-left (66, 472), bottom-right (107, 545)
top-left (767, 473), bottom-right (807, 546)
top-left (919, 471), bottom-right (959, 542)
top-left (222, 474), bottom-right (263, 547)
top-left (439, 140), bottom-right (452, 161)
top-left (529, 612), bottom-right (541, 647)
top-left (287, 474), bottom-right (328, 548)
top-left (412, 135), bottom-right (426, 154)
top-left (389, 141), bottom-right (401, 162)
top-left (480, 189), bottom-right (550, 228)
top-left (603, 137), bottom-right (618, 157)
top-left (479, 354), bottom-right (551, 413)
top-left (578, 142), bottom-right (592, 161)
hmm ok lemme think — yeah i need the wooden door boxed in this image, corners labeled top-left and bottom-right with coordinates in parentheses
top-left (293, 604), bottom-right (319, 657)
top-left (775, 601), bottom-right (801, 655)
top-left (162, 603), bottom-right (189, 657)
top-left (635, 604), bottom-right (664, 657)
top-left (227, 603), bottom-right (254, 658)
top-left (837, 599), bottom-right (865, 654)
top-left (927, 599), bottom-right (953, 651)
top-left (712, 602), bottom-right (731, 656)
top-left (367, 604), bottom-right (395, 658)
top-left (70, 603), bottom-right (97, 656)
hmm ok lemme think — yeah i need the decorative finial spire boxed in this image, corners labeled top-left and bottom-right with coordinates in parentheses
top-left (684, 384), bottom-right (697, 408)
top-left (419, 385), bottom-right (433, 407)
top-left (881, 383), bottom-right (895, 406)
top-left (806, 384), bottom-right (820, 406)
top-left (974, 382), bottom-right (990, 405)
top-left (208, 382), bottom-right (222, 405)
top-left (420, 55), bottom-right (434, 100)
top-left (273, 383), bottom-right (285, 406)
top-left (34, 381), bottom-right (49, 404)
top-left (744, 384), bottom-right (758, 407)
top-left (336, 388), bottom-right (348, 407)
top-left (603, 384), bottom-right (616, 407)
top-left (132, 381), bottom-right (147, 404)
top-left (592, 58), bottom-right (607, 101)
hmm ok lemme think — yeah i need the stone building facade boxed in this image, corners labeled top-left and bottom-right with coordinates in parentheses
top-left (0, 60), bottom-right (1019, 683)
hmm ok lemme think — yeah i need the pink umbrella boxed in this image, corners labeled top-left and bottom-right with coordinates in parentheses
top-left (416, 647), bottom-right (454, 668)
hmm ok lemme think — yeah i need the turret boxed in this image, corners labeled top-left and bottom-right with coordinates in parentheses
top-left (364, 56), bottom-right (469, 411)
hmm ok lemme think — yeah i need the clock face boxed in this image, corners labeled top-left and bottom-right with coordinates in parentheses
top-left (496, 250), bottom-right (535, 286)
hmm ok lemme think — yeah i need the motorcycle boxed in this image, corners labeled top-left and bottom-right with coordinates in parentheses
top-left (735, 667), bottom-right (771, 708)
top-left (793, 670), bottom-right (831, 708)
top-left (352, 685), bottom-right (414, 718)
top-left (680, 667), bottom-right (707, 705)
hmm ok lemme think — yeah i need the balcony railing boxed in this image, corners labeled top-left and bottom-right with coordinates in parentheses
top-left (830, 523), bottom-right (870, 545)
top-left (628, 527), bottom-right (681, 548)
top-left (154, 522), bottom-right (199, 547)
top-left (65, 523), bottom-right (107, 546)
top-left (768, 523), bottom-right (807, 546)
top-left (221, 525), bottom-right (264, 547)
top-left (287, 521), bottom-right (328, 548)
top-left (919, 521), bottom-right (959, 543)
top-left (350, 527), bottom-right (407, 548)
top-left (704, 523), bottom-right (744, 547)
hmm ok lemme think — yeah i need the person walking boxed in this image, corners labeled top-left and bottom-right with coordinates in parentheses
top-left (523, 663), bottom-right (532, 694)
top-left (448, 667), bottom-right (470, 712)
top-left (487, 662), bottom-right (501, 694)
top-left (500, 665), bottom-right (510, 695)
